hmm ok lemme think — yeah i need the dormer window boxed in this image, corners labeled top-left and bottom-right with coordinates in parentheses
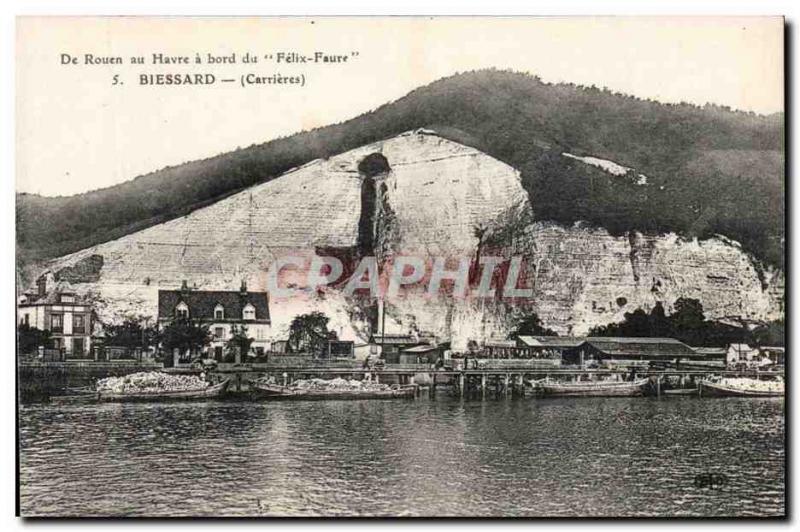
top-left (176, 301), bottom-right (189, 319)
top-left (214, 304), bottom-right (225, 320)
top-left (60, 294), bottom-right (75, 303)
top-left (243, 303), bottom-right (255, 321)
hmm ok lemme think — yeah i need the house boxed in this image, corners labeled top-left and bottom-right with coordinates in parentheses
top-left (399, 343), bottom-right (448, 365)
top-left (369, 333), bottom-right (429, 363)
top-left (157, 280), bottom-right (271, 364)
top-left (483, 339), bottom-right (535, 359)
top-left (563, 337), bottom-right (701, 366)
top-left (327, 340), bottom-right (355, 359)
top-left (759, 346), bottom-right (785, 366)
top-left (726, 343), bottom-right (761, 367)
top-left (17, 276), bottom-right (93, 359)
top-left (724, 344), bottom-right (782, 368)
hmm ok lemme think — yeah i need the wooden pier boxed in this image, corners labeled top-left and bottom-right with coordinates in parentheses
top-left (19, 360), bottom-right (783, 399)
top-left (210, 365), bottom-right (784, 397)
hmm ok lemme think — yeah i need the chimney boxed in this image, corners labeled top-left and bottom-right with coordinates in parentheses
top-left (36, 276), bottom-right (46, 297)
top-left (180, 280), bottom-right (189, 292)
top-left (240, 279), bottom-right (248, 296)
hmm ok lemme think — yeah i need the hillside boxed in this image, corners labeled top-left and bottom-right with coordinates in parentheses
top-left (16, 69), bottom-right (784, 269)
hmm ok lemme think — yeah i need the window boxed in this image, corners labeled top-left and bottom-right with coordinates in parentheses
top-left (73, 314), bottom-right (85, 334)
top-left (60, 294), bottom-right (75, 303)
top-left (214, 327), bottom-right (225, 339)
top-left (51, 314), bottom-right (63, 332)
top-left (243, 303), bottom-right (255, 320)
top-left (214, 304), bottom-right (225, 320)
top-left (175, 301), bottom-right (189, 319)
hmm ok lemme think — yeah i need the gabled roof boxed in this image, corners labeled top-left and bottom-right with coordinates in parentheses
top-left (517, 336), bottom-right (586, 348)
top-left (18, 281), bottom-right (87, 306)
top-left (582, 337), bottom-right (697, 357)
top-left (158, 289), bottom-right (270, 322)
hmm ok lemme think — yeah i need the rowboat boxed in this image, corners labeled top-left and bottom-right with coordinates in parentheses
top-left (51, 379), bottom-right (230, 403)
top-left (252, 381), bottom-right (416, 400)
top-left (699, 380), bottom-right (783, 398)
top-left (535, 378), bottom-right (650, 397)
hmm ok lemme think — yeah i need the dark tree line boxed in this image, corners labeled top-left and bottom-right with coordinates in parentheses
top-left (588, 297), bottom-right (784, 347)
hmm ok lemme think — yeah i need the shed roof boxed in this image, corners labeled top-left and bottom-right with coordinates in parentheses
top-left (693, 347), bottom-right (727, 356)
top-left (370, 334), bottom-right (421, 345)
top-left (402, 344), bottom-right (439, 353)
top-left (517, 336), bottom-right (586, 348)
top-left (582, 337), bottom-right (697, 357)
top-left (485, 339), bottom-right (516, 348)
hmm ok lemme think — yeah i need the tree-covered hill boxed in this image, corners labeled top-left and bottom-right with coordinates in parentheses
top-left (16, 69), bottom-right (784, 268)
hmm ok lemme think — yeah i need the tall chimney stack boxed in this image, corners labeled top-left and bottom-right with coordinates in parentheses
top-left (36, 276), bottom-right (46, 297)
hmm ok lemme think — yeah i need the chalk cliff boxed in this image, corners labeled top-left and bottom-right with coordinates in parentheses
top-left (35, 130), bottom-right (784, 349)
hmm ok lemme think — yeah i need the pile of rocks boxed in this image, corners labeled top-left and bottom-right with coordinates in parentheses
top-left (96, 372), bottom-right (209, 394)
top-left (291, 377), bottom-right (390, 392)
top-left (716, 377), bottom-right (784, 393)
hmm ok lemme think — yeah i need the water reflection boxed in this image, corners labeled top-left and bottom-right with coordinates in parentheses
top-left (19, 396), bottom-right (784, 517)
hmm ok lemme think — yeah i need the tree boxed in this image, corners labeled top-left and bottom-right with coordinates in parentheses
top-left (672, 298), bottom-right (706, 331)
top-left (647, 302), bottom-right (673, 338)
top-left (510, 311), bottom-right (557, 339)
top-left (588, 298), bottom-right (755, 347)
top-left (158, 317), bottom-right (211, 361)
top-left (751, 319), bottom-right (784, 347)
top-left (288, 312), bottom-right (331, 357)
top-left (103, 317), bottom-right (158, 355)
top-left (226, 324), bottom-right (255, 362)
top-left (17, 323), bottom-right (52, 355)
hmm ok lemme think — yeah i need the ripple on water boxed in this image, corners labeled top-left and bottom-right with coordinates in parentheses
top-left (18, 396), bottom-right (784, 517)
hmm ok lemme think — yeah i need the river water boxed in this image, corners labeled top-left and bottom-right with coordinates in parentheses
top-left (18, 396), bottom-right (784, 517)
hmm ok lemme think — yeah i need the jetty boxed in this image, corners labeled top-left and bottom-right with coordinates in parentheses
top-left (209, 364), bottom-right (783, 398)
top-left (19, 360), bottom-right (784, 401)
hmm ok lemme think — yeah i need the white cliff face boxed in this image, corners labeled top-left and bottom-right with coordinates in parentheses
top-left (38, 130), bottom-right (783, 348)
top-left (512, 223), bottom-right (783, 336)
top-left (40, 130), bottom-right (528, 342)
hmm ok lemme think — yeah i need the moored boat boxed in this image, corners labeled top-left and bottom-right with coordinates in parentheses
top-left (252, 380), bottom-right (416, 400)
top-left (699, 379), bottom-right (783, 398)
top-left (535, 377), bottom-right (650, 397)
top-left (52, 379), bottom-right (230, 403)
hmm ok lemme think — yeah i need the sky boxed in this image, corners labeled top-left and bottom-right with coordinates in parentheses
top-left (16, 16), bottom-right (784, 197)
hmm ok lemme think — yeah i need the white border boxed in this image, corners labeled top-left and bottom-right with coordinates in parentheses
top-left (2, 1), bottom-right (796, 530)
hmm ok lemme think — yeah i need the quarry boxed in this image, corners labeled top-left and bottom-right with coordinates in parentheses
top-left (27, 129), bottom-right (784, 350)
